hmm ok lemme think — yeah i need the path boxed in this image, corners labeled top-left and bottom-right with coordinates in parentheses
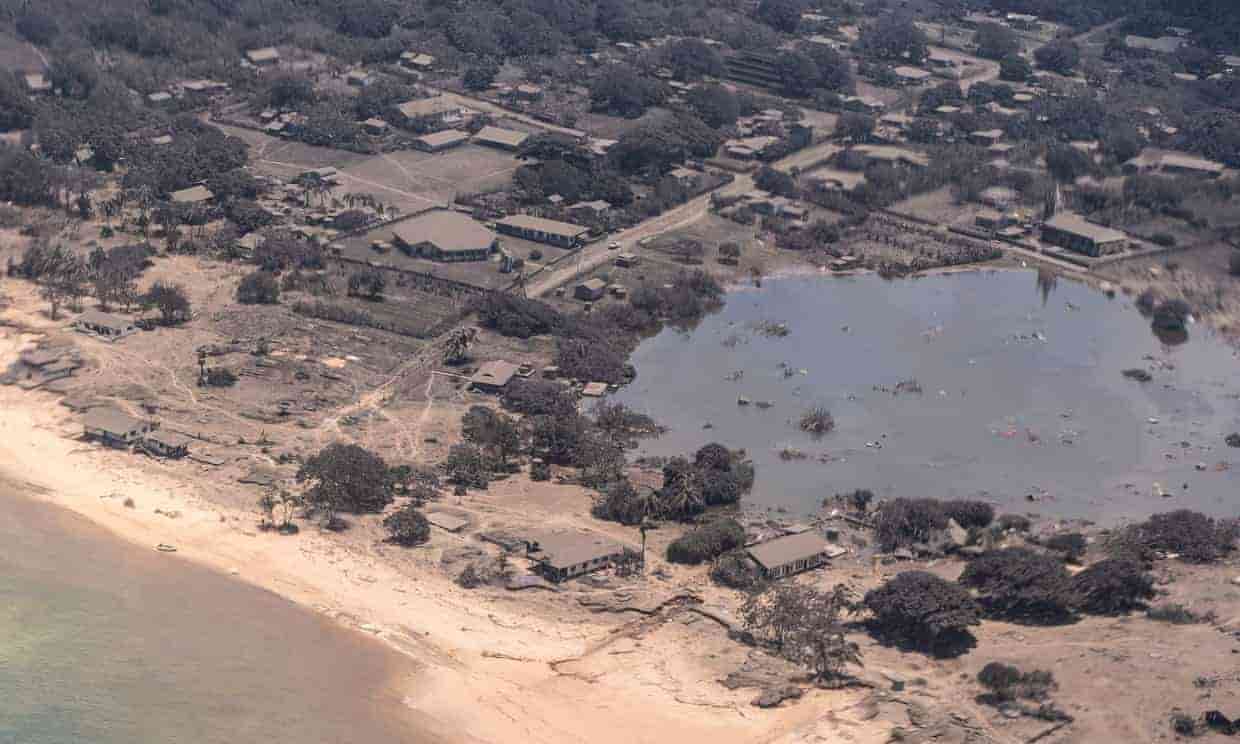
top-left (256, 157), bottom-right (442, 209)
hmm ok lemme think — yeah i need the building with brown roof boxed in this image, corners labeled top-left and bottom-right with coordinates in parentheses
top-left (245, 46), bottom-right (281, 66)
top-left (495, 215), bottom-right (589, 248)
top-left (391, 210), bottom-right (497, 262)
top-left (747, 531), bottom-right (835, 580)
top-left (413, 129), bottom-right (469, 152)
top-left (1041, 212), bottom-right (1127, 257)
top-left (574, 278), bottom-right (607, 301)
top-left (170, 185), bottom-right (214, 204)
top-left (143, 430), bottom-right (192, 458)
top-left (396, 96), bottom-right (475, 125)
top-left (472, 126), bottom-right (529, 151)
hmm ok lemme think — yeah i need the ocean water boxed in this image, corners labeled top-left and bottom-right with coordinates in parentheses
top-left (614, 270), bottom-right (1240, 523)
top-left (0, 484), bottom-right (437, 744)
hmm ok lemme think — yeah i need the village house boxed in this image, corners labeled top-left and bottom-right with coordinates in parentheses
top-left (74, 309), bottom-right (138, 341)
top-left (668, 166), bottom-right (701, 189)
top-left (179, 79), bottom-right (229, 101)
top-left (24, 72), bottom-right (52, 94)
top-left (396, 96), bottom-right (476, 127)
top-left (425, 511), bottom-right (470, 533)
top-left (851, 144), bottom-right (930, 169)
top-left (512, 83), bottom-right (544, 102)
top-left (1124, 35), bottom-right (1185, 55)
top-left (975, 208), bottom-right (1016, 232)
top-left (363, 118), bottom-right (389, 135)
top-left (581, 381), bottom-right (608, 397)
top-left (614, 252), bottom-right (640, 268)
top-left (345, 70), bottom-right (372, 88)
top-left (1126, 151), bottom-right (1226, 179)
top-left (526, 531), bottom-right (630, 582)
top-left (574, 278), bottom-right (607, 301)
top-left (470, 360), bottom-right (520, 393)
top-left (495, 215), bottom-right (589, 248)
top-left (841, 95), bottom-right (885, 113)
top-left (82, 407), bottom-right (152, 448)
top-left (723, 135), bottom-right (780, 160)
top-left (806, 169), bottom-right (866, 193)
top-left (245, 46), bottom-right (281, 67)
top-left (392, 210), bottom-right (498, 262)
top-left (892, 66), bottom-right (933, 85)
top-left (747, 531), bottom-right (837, 580)
top-left (567, 200), bottom-right (611, 222)
top-left (968, 129), bottom-right (1005, 147)
top-left (472, 126), bottom-right (529, 152)
top-left (413, 129), bottom-right (469, 152)
top-left (142, 429), bottom-right (192, 458)
top-left (400, 51), bottom-right (435, 71)
top-left (1041, 212), bottom-right (1128, 257)
top-left (147, 91), bottom-right (174, 107)
top-left (978, 185), bottom-right (1018, 209)
top-left (170, 185), bottom-right (214, 205)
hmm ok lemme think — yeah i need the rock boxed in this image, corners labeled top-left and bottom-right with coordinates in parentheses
top-left (752, 685), bottom-right (804, 708)
top-left (946, 518), bottom-right (969, 549)
top-left (1230, 576), bottom-right (1240, 587)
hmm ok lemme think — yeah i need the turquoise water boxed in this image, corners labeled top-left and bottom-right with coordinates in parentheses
top-left (0, 483), bottom-right (437, 744)
top-left (615, 270), bottom-right (1240, 522)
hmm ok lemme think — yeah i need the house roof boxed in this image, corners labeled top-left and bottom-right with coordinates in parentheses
top-left (581, 381), bottom-right (608, 397)
top-left (852, 144), bottom-right (930, 168)
top-left (82, 407), bottom-right (146, 435)
top-left (77, 309), bottom-right (134, 331)
top-left (893, 66), bottom-right (933, 81)
top-left (397, 96), bottom-right (468, 119)
top-left (568, 200), bottom-right (611, 212)
top-left (497, 215), bottom-right (589, 239)
top-left (392, 210), bottom-right (496, 254)
top-left (471, 360), bottom-right (519, 388)
top-left (530, 531), bottom-right (627, 570)
top-left (24, 72), bottom-right (50, 90)
top-left (426, 511), bottom-right (470, 532)
top-left (1043, 212), bottom-right (1127, 244)
top-left (1124, 35), bottom-right (1183, 54)
top-left (246, 46), bottom-right (280, 63)
top-left (473, 126), bottom-right (529, 149)
top-left (415, 129), bottom-right (469, 148)
top-left (170, 185), bottom-right (214, 204)
top-left (747, 531), bottom-right (833, 570)
top-left (578, 278), bottom-right (607, 291)
top-left (146, 430), bottom-right (192, 448)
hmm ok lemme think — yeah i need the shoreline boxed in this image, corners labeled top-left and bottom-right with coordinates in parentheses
top-left (0, 318), bottom-right (876, 744)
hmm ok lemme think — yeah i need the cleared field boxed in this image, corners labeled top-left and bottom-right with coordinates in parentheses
top-left (354, 145), bottom-right (522, 202)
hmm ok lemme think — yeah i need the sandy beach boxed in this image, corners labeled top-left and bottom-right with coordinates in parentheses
top-left (0, 313), bottom-right (885, 744)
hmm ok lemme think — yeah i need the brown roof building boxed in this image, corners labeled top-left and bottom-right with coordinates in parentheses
top-left (747, 531), bottom-right (835, 580)
top-left (414, 129), bottom-right (469, 152)
top-left (1041, 212), bottom-right (1127, 257)
top-left (472, 126), bottom-right (529, 151)
top-left (392, 210), bottom-right (497, 262)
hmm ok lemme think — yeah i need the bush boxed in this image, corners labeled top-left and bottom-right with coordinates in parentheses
top-left (502, 379), bottom-right (576, 416)
top-left (1069, 559), bottom-right (1155, 615)
top-left (874, 498), bottom-right (949, 552)
top-left (203, 367), bottom-right (238, 387)
top-left (711, 549), bottom-right (760, 589)
top-left (958, 548), bottom-right (1074, 623)
top-left (444, 443), bottom-right (491, 489)
top-left (236, 270), bottom-right (280, 304)
top-left (799, 405), bottom-right (835, 435)
top-left (348, 268), bottom-right (385, 300)
top-left (530, 460), bottom-right (551, 481)
top-left (667, 518), bottom-right (746, 565)
top-left (1151, 232), bottom-right (1176, 247)
top-left (1146, 603), bottom-right (1214, 625)
top-left (1231, 253), bottom-right (1240, 278)
top-left (977, 662), bottom-right (1056, 703)
top-left (383, 504), bottom-right (430, 546)
top-left (1131, 510), bottom-right (1235, 563)
top-left (864, 571), bottom-right (981, 650)
top-left (554, 337), bottom-right (629, 385)
top-left (1043, 532), bottom-right (1087, 563)
top-left (1151, 299), bottom-right (1191, 332)
top-left (942, 500), bottom-right (994, 529)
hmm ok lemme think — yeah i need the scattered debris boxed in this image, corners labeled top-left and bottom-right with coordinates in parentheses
top-left (752, 685), bottom-right (804, 708)
top-left (1122, 368), bottom-right (1153, 382)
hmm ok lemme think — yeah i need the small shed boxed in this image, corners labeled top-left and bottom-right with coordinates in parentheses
top-left (83, 407), bottom-right (151, 448)
top-left (414, 129), bottom-right (469, 152)
top-left (574, 278), bottom-right (607, 301)
top-left (581, 382), bottom-right (608, 397)
top-left (75, 310), bottom-right (138, 341)
top-left (614, 253), bottom-right (640, 268)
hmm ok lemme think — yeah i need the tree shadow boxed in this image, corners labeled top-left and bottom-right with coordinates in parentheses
top-left (860, 622), bottom-right (978, 659)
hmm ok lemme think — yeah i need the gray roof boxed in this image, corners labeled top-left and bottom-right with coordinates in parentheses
top-left (170, 185), bottom-right (214, 204)
top-left (146, 430), bottom-right (192, 448)
top-left (530, 531), bottom-right (628, 570)
top-left (246, 46), bottom-right (280, 62)
top-left (1043, 212), bottom-right (1127, 244)
top-left (1124, 35), bottom-right (1183, 54)
top-left (77, 309), bottom-right (135, 332)
top-left (496, 214), bottom-right (589, 239)
top-left (416, 129), bottom-right (469, 148)
top-left (392, 210), bottom-right (496, 254)
top-left (473, 126), bottom-right (529, 149)
top-left (747, 531), bottom-right (833, 570)
top-left (470, 360), bottom-right (519, 388)
top-left (426, 511), bottom-right (470, 532)
top-left (82, 407), bottom-right (146, 435)
top-left (397, 96), bottom-right (468, 119)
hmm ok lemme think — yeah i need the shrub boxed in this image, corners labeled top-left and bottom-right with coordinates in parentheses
top-left (1231, 252), bottom-right (1240, 278)
top-left (864, 571), bottom-right (981, 649)
top-left (1122, 368), bottom-right (1152, 382)
top-left (1151, 299), bottom-right (1191, 332)
top-left (530, 460), bottom-right (551, 481)
top-left (874, 498), bottom-right (949, 552)
top-left (503, 379), bottom-right (577, 417)
top-left (1151, 232), bottom-right (1176, 247)
top-left (942, 500), bottom-right (994, 529)
top-left (236, 270), bottom-right (280, 304)
top-left (1134, 510), bottom-right (1236, 563)
top-left (958, 548), bottom-right (1074, 623)
top-left (977, 662), bottom-right (1056, 703)
top-left (799, 405), bottom-right (835, 435)
top-left (1043, 533), bottom-right (1087, 563)
top-left (203, 367), bottom-right (238, 387)
top-left (383, 503), bottom-right (430, 546)
top-left (711, 549), bottom-right (760, 589)
top-left (444, 443), bottom-right (491, 489)
top-left (1146, 604), bottom-right (1214, 625)
top-left (1069, 559), bottom-right (1155, 615)
top-left (554, 337), bottom-right (628, 385)
top-left (667, 518), bottom-right (746, 565)
top-left (472, 292), bottom-right (570, 339)
top-left (347, 268), bottom-right (385, 300)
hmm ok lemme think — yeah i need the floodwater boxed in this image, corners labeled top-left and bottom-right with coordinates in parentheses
top-left (615, 270), bottom-right (1240, 523)
top-left (0, 482), bottom-right (437, 744)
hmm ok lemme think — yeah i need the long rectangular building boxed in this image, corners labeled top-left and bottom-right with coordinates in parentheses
top-left (495, 215), bottom-right (589, 248)
top-left (1041, 212), bottom-right (1127, 257)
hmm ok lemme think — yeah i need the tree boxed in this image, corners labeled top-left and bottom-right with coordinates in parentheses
top-left (442, 327), bottom-right (477, 365)
top-left (711, 550), bottom-right (760, 589)
top-left (297, 443), bottom-right (392, 526)
top-left (503, 379), bottom-right (577, 417)
top-left (663, 39), bottom-right (724, 80)
top-left (589, 67), bottom-right (665, 118)
top-left (444, 443), bottom-right (491, 489)
top-left (687, 84), bottom-right (740, 129)
top-left (463, 64), bottom-right (500, 91)
top-left (141, 282), bottom-right (191, 325)
top-left (348, 268), bottom-right (386, 300)
top-left (461, 405), bottom-right (521, 467)
top-left (1034, 39), bottom-right (1080, 75)
top-left (1046, 143), bottom-right (1093, 183)
top-left (754, 166), bottom-right (798, 197)
top-left (16, 11), bottom-right (60, 45)
top-left (999, 54), bottom-right (1032, 82)
top-left (666, 518), bottom-right (746, 564)
top-left (1151, 299), bottom-right (1192, 333)
top-left (977, 662), bottom-right (1057, 704)
top-left (974, 23), bottom-right (1020, 61)
top-left (236, 271), bottom-right (280, 304)
top-left (836, 112), bottom-right (876, 143)
top-left (755, 0), bottom-right (804, 33)
top-left (383, 503), bottom-right (431, 546)
top-left (958, 548), bottom-right (1074, 623)
top-left (874, 499), bottom-right (949, 552)
top-left (858, 16), bottom-right (928, 65)
top-left (742, 584), bottom-right (861, 682)
top-left (1131, 509), bottom-right (1235, 563)
top-left (864, 571), bottom-right (981, 650)
top-left (942, 500), bottom-right (995, 529)
top-left (775, 50), bottom-right (819, 98)
top-left (1069, 559), bottom-right (1154, 615)
top-left (802, 43), bottom-right (853, 92)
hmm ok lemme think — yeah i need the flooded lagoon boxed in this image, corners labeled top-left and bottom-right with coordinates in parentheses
top-left (615, 270), bottom-right (1240, 523)
top-left (0, 485), bottom-right (436, 744)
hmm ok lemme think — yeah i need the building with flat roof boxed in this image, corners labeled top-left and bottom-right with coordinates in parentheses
top-left (83, 407), bottom-right (151, 448)
top-left (75, 310), bottom-right (138, 341)
top-left (470, 360), bottom-right (519, 392)
top-left (170, 185), bottom-right (214, 204)
top-left (1041, 212), bottom-right (1127, 257)
top-left (472, 126), bottom-right (529, 151)
top-left (396, 96), bottom-right (475, 125)
top-left (747, 531), bottom-right (836, 580)
top-left (574, 278), bottom-right (607, 301)
top-left (495, 215), bottom-right (589, 248)
top-left (391, 210), bottom-right (497, 262)
top-left (1124, 35), bottom-right (1184, 54)
top-left (892, 66), bottom-right (933, 84)
top-left (400, 51), bottom-right (435, 70)
top-left (245, 46), bottom-right (281, 66)
top-left (24, 72), bottom-right (51, 94)
top-left (413, 129), bottom-right (469, 152)
top-left (851, 144), bottom-right (930, 169)
top-left (142, 430), bottom-right (191, 458)
top-left (527, 531), bottom-right (630, 582)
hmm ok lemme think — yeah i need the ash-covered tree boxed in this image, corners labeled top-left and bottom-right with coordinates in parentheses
top-left (686, 84), bottom-right (740, 128)
top-left (958, 548), bottom-right (1074, 624)
top-left (836, 112), bottom-right (876, 143)
top-left (1069, 559), bottom-right (1154, 615)
top-left (874, 498), bottom-right (949, 552)
top-left (755, 0), bottom-right (805, 33)
top-left (383, 503), bottom-right (431, 546)
top-left (858, 15), bottom-right (928, 65)
top-left (141, 281), bottom-right (191, 325)
top-left (775, 50), bottom-right (820, 98)
top-left (461, 405), bottom-right (521, 468)
top-left (463, 64), bottom-right (500, 91)
top-left (662, 38), bottom-right (725, 80)
top-left (667, 518), bottom-right (746, 564)
top-left (974, 23), bottom-right (1020, 61)
top-left (863, 571), bottom-right (981, 653)
top-left (1034, 39), bottom-right (1081, 75)
top-left (236, 270), bottom-right (280, 305)
top-left (297, 443), bottom-right (393, 527)
top-left (444, 443), bottom-right (492, 489)
top-left (347, 268), bottom-right (386, 300)
top-left (742, 583), bottom-right (861, 683)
